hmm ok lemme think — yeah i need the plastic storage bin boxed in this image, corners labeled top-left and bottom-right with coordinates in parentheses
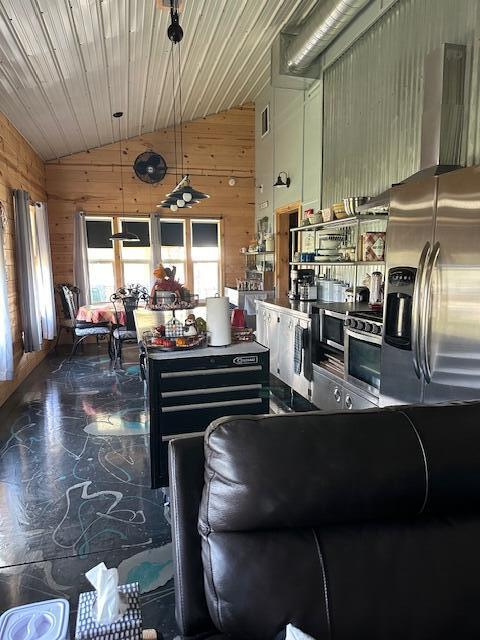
top-left (0, 599), bottom-right (69, 640)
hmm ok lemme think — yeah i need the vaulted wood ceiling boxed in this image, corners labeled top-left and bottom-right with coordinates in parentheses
top-left (0, 0), bottom-right (317, 160)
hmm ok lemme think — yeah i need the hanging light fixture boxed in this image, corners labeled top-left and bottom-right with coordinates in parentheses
top-left (109, 112), bottom-right (140, 242)
top-left (161, 1), bottom-right (209, 211)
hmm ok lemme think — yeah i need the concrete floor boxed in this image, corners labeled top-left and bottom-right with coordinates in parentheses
top-left (0, 344), bottom-right (177, 639)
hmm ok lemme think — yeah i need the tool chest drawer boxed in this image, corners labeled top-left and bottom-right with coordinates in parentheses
top-left (147, 344), bottom-right (270, 488)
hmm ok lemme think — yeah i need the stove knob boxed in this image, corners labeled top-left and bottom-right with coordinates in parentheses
top-left (356, 321), bottom-right (365, 330)
top-left (349, 319), bottom-right (357, 329)
top-left (371, 324), bottom-right (381, 335)
top-left (344, 318), bottom-right (352, 327)
top-left (364, 322), bottom-right (373, 333)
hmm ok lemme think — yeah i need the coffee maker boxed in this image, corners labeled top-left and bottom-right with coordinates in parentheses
top-left (298, 269), bottom-right (317, 301)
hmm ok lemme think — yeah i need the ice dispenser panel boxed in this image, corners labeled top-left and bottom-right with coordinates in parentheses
top-left (384, 267), bottom-right (416, 350)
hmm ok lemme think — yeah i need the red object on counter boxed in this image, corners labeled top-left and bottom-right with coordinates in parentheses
top-left (231, 308), bottom-right (246, 329)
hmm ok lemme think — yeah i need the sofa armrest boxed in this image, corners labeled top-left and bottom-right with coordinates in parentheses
top-left (169, 434), bottom-right (217, 638)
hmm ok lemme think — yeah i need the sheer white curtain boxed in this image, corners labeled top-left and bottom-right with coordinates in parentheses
top-left (14, 189), bottom-right (42, 353)
top-left (73, 211), bottom-right (91, 306)
top-left (150, 213), bottom-right (162, 285)
top-left (0, 209), bottom-right (13, 380)
top-left (35, 202), bottom-right (56, 340)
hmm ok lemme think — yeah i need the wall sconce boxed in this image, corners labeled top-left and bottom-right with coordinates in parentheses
top-left (273, 171), bottom-right (290, 188)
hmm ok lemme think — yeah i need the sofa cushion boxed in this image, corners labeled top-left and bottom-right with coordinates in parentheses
top-left (199, 403), bottom-right (480, 534)
top-left (199, 410), bottom-right (426, 532)
top-left (200, 528), bottom-right (329, 640)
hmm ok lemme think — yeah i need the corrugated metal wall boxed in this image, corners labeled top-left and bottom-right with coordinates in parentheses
top-left (322, 0), bottom-right (480, 205)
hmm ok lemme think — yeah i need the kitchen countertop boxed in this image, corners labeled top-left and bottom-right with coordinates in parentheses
top-left (256, 297), bottom-right (373, 317)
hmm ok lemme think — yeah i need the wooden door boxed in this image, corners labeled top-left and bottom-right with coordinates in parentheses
top-left (274, 202), bottom-right (301, 298)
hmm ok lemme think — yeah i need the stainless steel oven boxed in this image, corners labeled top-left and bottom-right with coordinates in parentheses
top-left (319, 309), bottom-right (345, 352)
top-left (344, 311), bottom-right (383, 397)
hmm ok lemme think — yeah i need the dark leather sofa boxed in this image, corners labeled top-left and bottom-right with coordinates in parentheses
top-left (168, 402), bottom-right (480, 640)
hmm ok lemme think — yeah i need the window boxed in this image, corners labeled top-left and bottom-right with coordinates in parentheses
top-left (85, 215), bottom-right (221, 302)
top-left (159, 220), bottom-right (186, 285)
top-left (85, 216), bottom-right (152, 302)
top-left (191, 220), bottom-right (220, 300)
top-left (86, 218), bottom-right (115, 303)
top-left (120, 219), bottom-right (151, 290)
top-left (158, 218), bottom-right (221, 300)
top-left (261, 104), bottom-right (270, 137)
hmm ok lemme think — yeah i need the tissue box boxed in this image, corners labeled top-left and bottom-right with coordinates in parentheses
top-left (75, 582), bottom-right (142, 640)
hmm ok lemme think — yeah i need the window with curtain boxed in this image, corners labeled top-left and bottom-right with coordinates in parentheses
top-left (13, 194), bottom-right (56, 353)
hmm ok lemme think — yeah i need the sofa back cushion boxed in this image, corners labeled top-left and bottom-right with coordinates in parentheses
top-left (198, 402), bottom-right (480, 639)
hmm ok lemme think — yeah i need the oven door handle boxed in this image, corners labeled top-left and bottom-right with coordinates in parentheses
top-left (345, 328), bottom-right (383, 346)
top-left (412, 242), bottom-right (431, 379)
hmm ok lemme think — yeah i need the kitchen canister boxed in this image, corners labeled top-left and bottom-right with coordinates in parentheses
top-left (206, 295), bottom-right (232, 346)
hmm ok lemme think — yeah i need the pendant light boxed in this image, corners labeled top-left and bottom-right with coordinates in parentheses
top-left (109, 112), bottom-right (140, 242)
top-left (161, 1), bottom-right (209, 211)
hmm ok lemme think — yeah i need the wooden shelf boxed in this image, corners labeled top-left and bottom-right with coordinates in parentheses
top-left (290, 214), bottom-right (388, 233)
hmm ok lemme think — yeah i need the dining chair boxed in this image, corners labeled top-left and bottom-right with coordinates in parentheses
top-left (110, 288), bottom-right (149, 365)
top-left (60, 285), bottom-right (111, 360)
top-left (54, 283), bottom-right (80, 349)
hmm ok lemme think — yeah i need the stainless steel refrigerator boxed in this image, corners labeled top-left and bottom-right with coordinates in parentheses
top-left (380, 165), bottom-right (480, 406)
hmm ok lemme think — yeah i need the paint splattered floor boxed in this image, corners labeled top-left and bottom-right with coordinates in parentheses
top-left (0, 345), bottom-right (177, 639)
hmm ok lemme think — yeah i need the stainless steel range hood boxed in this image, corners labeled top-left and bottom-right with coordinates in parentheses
top-left (405, 43), bottom-right (466, 182)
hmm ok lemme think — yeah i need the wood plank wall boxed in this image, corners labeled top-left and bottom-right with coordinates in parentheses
top-left (0, 113), bottom-right (49, 408)
top-left (46, 105), bottom-right (255, 288)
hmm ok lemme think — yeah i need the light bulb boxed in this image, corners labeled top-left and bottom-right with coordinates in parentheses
top-left (183, 192), bottom-right (192, 202)
top-left (177, 199), bottom-right (185, 208)
top-left (170, 204), bottom-right (178, 212)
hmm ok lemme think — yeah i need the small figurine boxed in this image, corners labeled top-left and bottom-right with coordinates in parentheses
top-left (183, 314), bottom-right (198, 337)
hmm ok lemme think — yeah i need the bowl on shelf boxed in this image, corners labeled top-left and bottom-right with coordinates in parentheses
top-left (318, 238), bottom-right (341, 250)
top-left (316, 248), bottom-right (340, 255)
top-left (343, 196), bottom-right (369, 216)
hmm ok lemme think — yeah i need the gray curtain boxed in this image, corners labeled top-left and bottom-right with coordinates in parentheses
top-left (14, 189), bottom-right (42, 352)
top-left (150, 213), bottom-right (162, 286)
top-left (0, 211), bottom-right (13, 379)
top-left (73, 211), bottom-right (91, 306)
top-left (35, 202), bottom-right (57, 340)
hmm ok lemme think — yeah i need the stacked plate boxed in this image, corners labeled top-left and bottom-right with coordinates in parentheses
top-left (316, 234), bottom-right (343, 262)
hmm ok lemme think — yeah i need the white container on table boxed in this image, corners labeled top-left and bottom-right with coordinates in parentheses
top-left (0, 599), bottom-right (69, 640)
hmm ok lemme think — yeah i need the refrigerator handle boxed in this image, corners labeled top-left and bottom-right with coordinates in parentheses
top-left (420, 241), bottom-right (440, 383)
top-left (412, 242), bottom-right (431, 379)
